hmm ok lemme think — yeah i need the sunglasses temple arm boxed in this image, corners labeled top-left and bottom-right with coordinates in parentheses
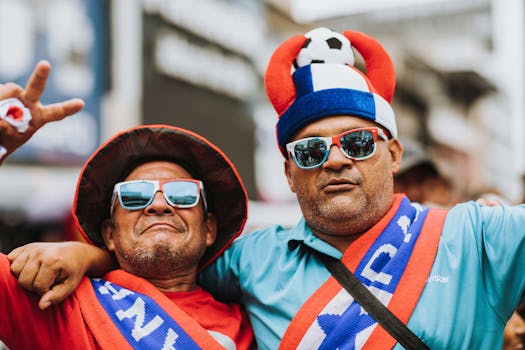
top-left (200, 186), bottom-right (208, 216)
top-left (109, 191), bottom-right (117, 216)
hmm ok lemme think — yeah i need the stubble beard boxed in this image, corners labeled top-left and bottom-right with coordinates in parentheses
top-left (120, 241), bottom-right (206, 279)
top-left (299, 180), bottom-right (392, 237)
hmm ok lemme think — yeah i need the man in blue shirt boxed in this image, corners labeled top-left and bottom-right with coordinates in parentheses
top-left (198, 27), bottom-right (525, 349)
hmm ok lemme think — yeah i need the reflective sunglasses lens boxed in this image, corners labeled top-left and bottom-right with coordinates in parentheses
top-left (163, 181), bottom-right (199, 206)
top-left (119, 182), bottom-right (155, 208)
top-left (340, 130), bottom-right (375, 159)
top-left (294, 138), bottom-right (328, 168)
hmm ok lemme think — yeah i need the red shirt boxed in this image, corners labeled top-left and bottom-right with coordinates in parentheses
top-left (0, 254), bottom-right (254, 349)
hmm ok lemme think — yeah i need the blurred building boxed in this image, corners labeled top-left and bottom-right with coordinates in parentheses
top-left (0, 0), bottom-right (523, 248)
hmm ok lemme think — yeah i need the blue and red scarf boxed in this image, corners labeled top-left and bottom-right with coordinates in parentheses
top-left (76, 270), bottom-right (227, 349)
top-left (280, 194), bottom-right (447, 349)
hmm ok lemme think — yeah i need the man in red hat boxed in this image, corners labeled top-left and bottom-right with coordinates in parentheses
top-left (6, 28), bottom-right (525, 349)
top-left (0, 63), bottom-right (254, 349)
top-left (1, 126), bottom-right (255, 349)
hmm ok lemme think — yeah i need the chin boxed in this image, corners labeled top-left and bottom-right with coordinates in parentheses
top-left (328, 195), bottom-right (365, 213)
top-left (149, 232), bottom-right (176, 243)
top-left (310, 202), bottom-right (363, 225)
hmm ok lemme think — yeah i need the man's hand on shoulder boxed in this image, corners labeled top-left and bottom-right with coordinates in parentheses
top-left (7, 241), bottom-right (113, 310)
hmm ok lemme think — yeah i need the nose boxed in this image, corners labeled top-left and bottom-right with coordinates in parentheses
top-left (145, 191), bottom-right (175, 214)
top-left (321, 144), bottom-right (354, 171)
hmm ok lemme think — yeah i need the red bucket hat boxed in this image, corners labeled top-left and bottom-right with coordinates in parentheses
top-left (72, 124), bottom-right (248, 269)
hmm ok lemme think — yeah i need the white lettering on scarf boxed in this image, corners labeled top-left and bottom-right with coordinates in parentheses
top-left (96, 280), bottom-right (180, 348)
top-left (361, 243), bottom-right (397, 285)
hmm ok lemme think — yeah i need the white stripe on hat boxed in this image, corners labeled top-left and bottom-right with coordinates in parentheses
top-left (310, 64), bottom-right (369, 92)
top-left (309, 63), bottom-right (398, 138)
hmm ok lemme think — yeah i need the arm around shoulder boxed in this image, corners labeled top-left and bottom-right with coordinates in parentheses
top-left (7, 241), bottom-right (116, 309)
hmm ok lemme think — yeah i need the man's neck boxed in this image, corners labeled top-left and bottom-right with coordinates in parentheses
top-left (308, 196), bottom-right (397, 253)
top-left (118, 257), bottom-right (201, 292)
top-left (146, 275), bottom-right (200, 292)
top-left (312, 228), bottom-right (367, 253)
top-left (123, 265), bottom-right (200, 292)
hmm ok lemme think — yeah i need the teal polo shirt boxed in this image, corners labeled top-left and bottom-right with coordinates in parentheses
top-left (200, 200), bottom-right (525, 349)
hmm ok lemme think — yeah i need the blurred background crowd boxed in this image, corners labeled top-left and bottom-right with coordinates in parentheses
top-left (0, 0), bottom-right (524, 348)
top-left (0, 0), bottom-right (524, 259)
top-left (0, 0), bottom-right (525, 251)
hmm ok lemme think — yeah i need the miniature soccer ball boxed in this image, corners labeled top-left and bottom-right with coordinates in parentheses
top-left (294, 27), bottom-right (355, 68)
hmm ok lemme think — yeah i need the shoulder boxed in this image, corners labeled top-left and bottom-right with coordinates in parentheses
top-left (0, 253), bottom-right (41, 312)
top-left (0, 253), bottom-right (16, 286)
top-left (223, 223), bottom-right (302, 270)
top-left (442, 201), bottom-right (525, 245)
top-left (0, 253), bottom-right (9, 268)
top-left (446, 201), bottom-right (525, 225)
top-left (0, 253), bottom-right (12, 285)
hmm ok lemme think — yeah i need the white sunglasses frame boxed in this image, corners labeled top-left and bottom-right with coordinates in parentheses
top-left (110, 179), bottom-right (207, 215)
top-left (285, 127), bottom-right (389, 169)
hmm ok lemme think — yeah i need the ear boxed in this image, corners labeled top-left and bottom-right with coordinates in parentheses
top-left (101, 219), bottom-right (116, 252)
top-left (204, 212), bottom-right (218, 248)
top-left (284, 159), bottom-right (296, 193)
top-left (389, 138), bottom-right (403, 174)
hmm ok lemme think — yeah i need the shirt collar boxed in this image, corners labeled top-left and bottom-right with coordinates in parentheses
top-left (286, 217), bottom-right (343, 259)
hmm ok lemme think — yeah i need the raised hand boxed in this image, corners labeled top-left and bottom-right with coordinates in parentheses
top-left (0, 60), bottom-right (84, 164)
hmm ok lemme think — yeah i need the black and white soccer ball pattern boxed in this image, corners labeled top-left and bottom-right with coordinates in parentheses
top-left (294, 27), bottom-right (355, 69)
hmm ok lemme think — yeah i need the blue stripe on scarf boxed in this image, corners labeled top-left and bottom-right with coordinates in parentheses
top-left (90, 278), bottom-right (202, 350)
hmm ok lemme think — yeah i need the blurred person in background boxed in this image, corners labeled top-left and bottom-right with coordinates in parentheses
top-left (393, 140), bottom-right (457, 208)
top-left (470, 187), bottom-right (512, 206)
top-left (6, 28), bottom-right (525, 349)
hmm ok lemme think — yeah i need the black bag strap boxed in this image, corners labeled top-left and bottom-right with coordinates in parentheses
top-left (318, 253), bottom-right (429, 350)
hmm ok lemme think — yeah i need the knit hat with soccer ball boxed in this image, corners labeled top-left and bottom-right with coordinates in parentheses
top-left (265, 27), bottom-right (397, 156)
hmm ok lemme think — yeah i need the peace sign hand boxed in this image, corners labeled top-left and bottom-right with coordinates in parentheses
top-left (0, 60), bottom-right (85, 165)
